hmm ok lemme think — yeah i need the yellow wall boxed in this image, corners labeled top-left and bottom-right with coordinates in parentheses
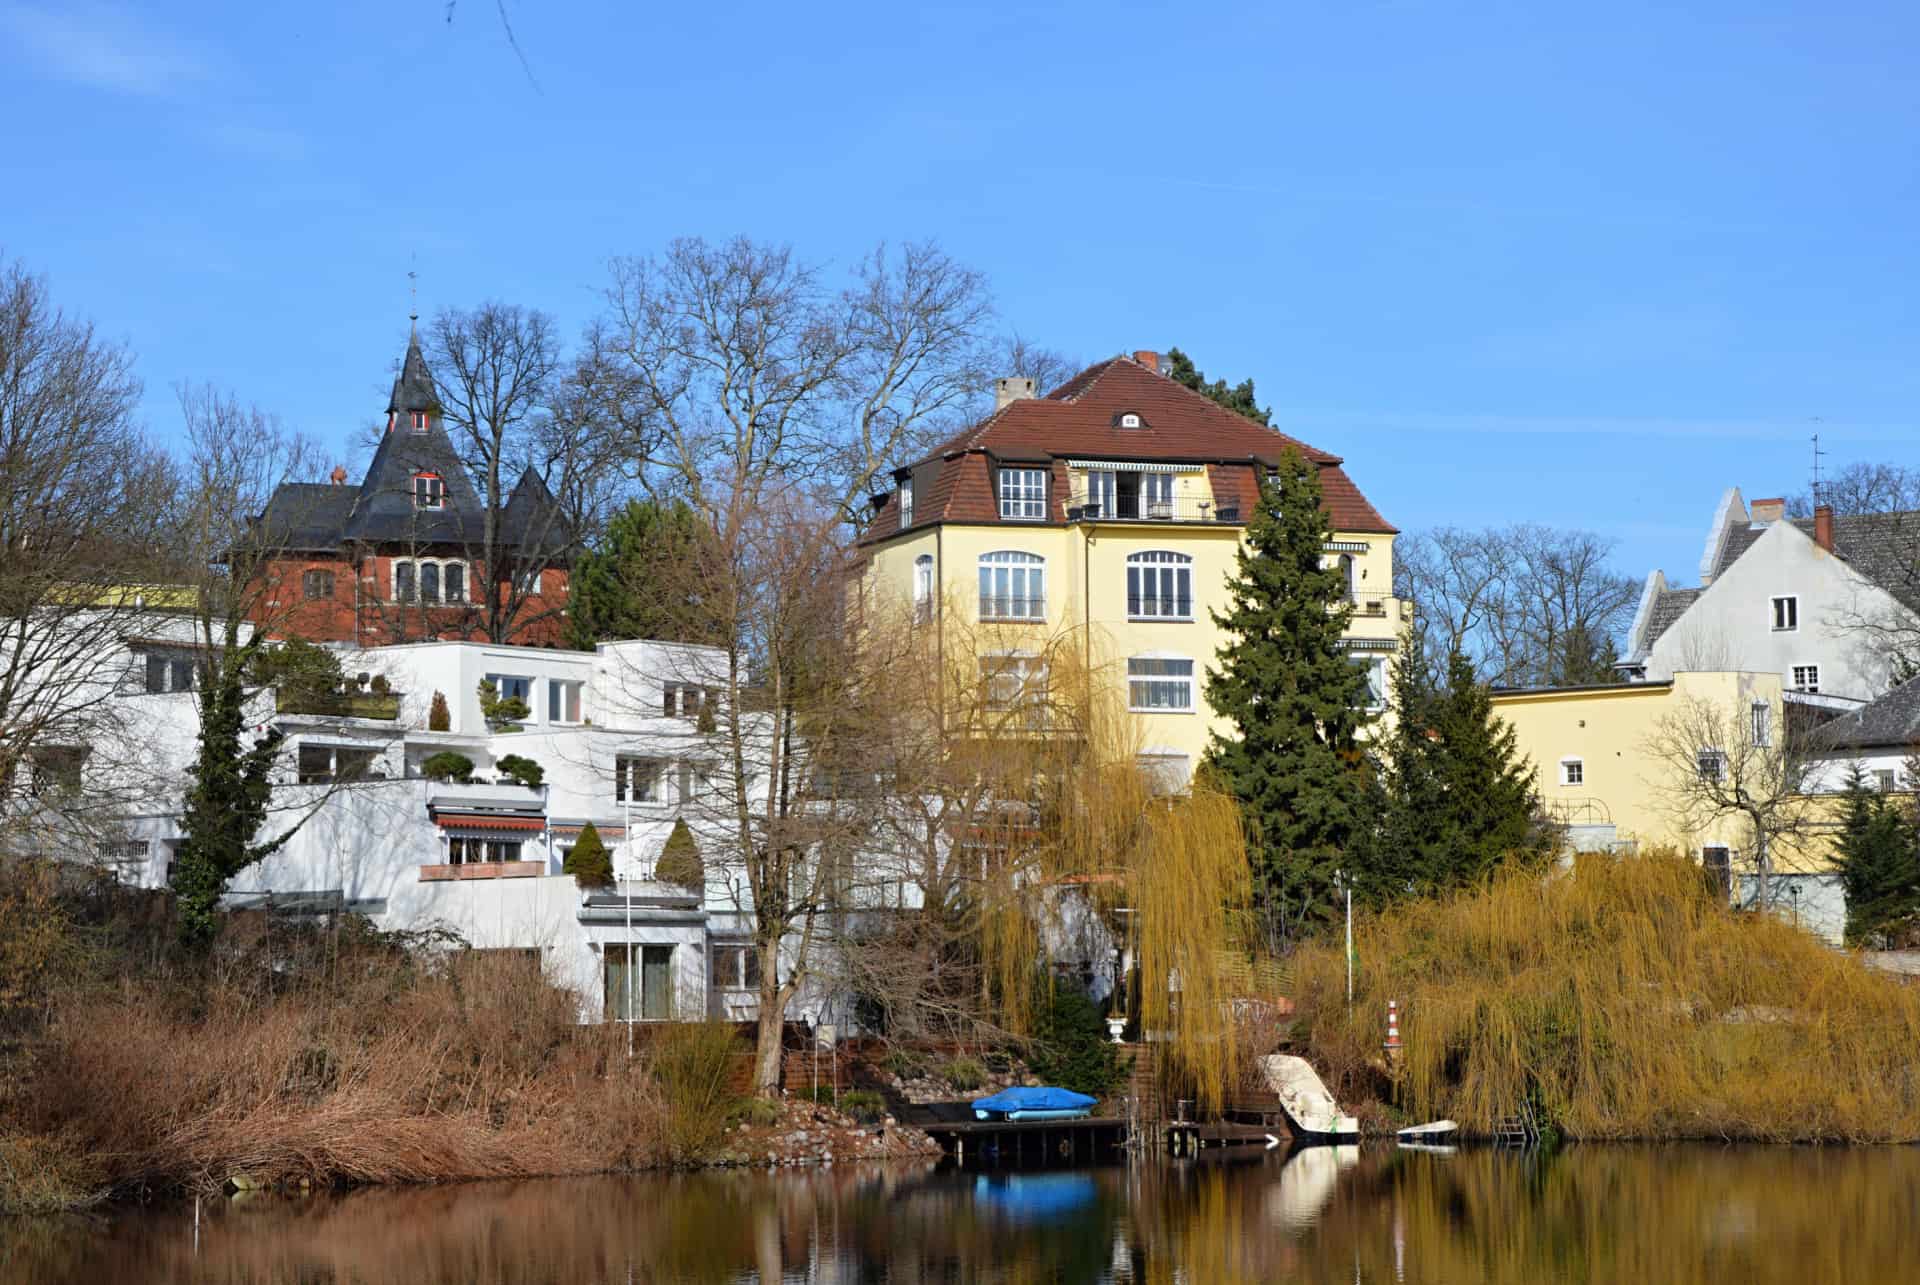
top-left (862, 466), bottom-right (1405, 771)
top-left (1491, 670), bottom-right (1835, 869)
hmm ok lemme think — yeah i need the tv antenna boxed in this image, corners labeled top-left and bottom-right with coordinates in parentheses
top-left (1810, 424), bottom-right (1827, 505)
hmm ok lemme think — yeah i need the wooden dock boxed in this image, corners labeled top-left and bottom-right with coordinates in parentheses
top-left (919, 1117), bottom-right (1130, 1167)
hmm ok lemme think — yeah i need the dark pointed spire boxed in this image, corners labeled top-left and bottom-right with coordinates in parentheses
top-left (386, 333), bottom-right (437, 415)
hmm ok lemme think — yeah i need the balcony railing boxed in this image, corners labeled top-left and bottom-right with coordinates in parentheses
top-left (276, 689), bottom-right (402, 720)
top-left (979, 596), bottom-right (1046, 622)
top-left (419, 861), bottom-right (545, 882)
top-left (1068, 495), bottom-right (1241, 523)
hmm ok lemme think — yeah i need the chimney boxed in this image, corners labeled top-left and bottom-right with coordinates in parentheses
top-left (1815, 504), bottom-right (1835, 552)
top-left (330, 465), bottom-right (349, 486)
top-left (1132, 350), bottom-right (1160, 374)
top-left (994, 376), bottom-right (1037, 410)
top-left (1749, 497), bottom-right (1785, 524)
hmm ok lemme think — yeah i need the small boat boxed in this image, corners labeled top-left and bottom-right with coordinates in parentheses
top-left (971, 1086), bottom-right (1098, 1121)
top-left (1396, 1119), bottom-right (1459, 1145)
top-left (1259, 1056), bottom-right (1360, 1143)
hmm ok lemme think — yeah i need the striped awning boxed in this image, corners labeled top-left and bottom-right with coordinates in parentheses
top-left (431, 813), bottom-right (546, 832)
top-left (1324, 540), bottom-right (1371, 553)
top-left (1065, 459), bottom-right (1204, 474)
top-left (1338, 637), bottom-right (1398, 654)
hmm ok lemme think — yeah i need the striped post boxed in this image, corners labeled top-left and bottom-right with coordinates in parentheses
top-left (1385, 1000), bottom-right (1402, 1057)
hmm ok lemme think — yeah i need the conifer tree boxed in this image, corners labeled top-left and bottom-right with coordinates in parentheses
top-left (172, 654), bottom-right (287, 945)
top-left (1164, 347), bottom-right (1271, 425)
top-left (655, 817), bottom-right (705, 889)
top-left (1368, 636), bottom-right (1446, 899)
top-left (564, 821), bottom-right (614, 888)
top-left (1203, 448), bottom-right (1372, 938)
top-left (1834, 766), bottom-right (1920, 945)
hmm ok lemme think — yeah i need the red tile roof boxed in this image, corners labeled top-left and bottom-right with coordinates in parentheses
top-left (860, 354), bottom-right (1397, 543)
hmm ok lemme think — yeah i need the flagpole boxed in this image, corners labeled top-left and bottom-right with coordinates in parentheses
top-left (1338, 869), bottom-right (1353, 1008)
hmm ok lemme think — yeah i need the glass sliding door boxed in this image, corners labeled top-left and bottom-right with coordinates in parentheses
top-left (604, 943), bottom-right (676, 1021)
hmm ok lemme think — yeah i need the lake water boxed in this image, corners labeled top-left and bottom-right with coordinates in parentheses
top-left (8, 1143), bottom-right (1919, 1283)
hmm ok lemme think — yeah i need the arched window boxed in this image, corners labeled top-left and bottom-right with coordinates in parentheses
top-left (913, 554), bottom-right (934, 622)
top-left (978, 551), bottom-right (1044, 621)
top-left (420, 562), bottom-right (441, 603)
top-left (393, 559), bottom-right (467, 605)
top-left (1127, 550), bottom-right (1192, 619)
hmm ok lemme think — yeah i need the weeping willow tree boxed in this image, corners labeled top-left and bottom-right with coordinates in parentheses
top-left (836, 589), bottom-right (1254, 1111)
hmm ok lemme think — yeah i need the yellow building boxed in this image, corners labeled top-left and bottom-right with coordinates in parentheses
top-left (1492, 670), bottom-right (1846, 941)
top-left (853, 351), bottom-right (1404, 780)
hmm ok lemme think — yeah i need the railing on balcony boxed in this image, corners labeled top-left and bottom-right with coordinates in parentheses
top-left (1067, 495), bottom-right (1241, 523)
top-left (1351, 599), bottom-right (1390, 618)
top-left (276, 688), bottom-right (402, 720)
top-left (418, 861), bottom-right (545, 882)
top-left (979, 595), bottom-right (1046, 622)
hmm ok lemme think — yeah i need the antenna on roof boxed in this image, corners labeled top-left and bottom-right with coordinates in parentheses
top-left (1810, 424), bottom-right (1826, 505)
top-left (408, 251), bottom-right (419, 338)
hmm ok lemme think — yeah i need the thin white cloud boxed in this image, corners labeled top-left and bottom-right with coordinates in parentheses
top-left (1, 2), bottom-right (208, 97)
top-left (1273, 407), bottom-right (1920, 445)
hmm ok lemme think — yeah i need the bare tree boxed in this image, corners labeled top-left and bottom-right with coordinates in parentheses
top-left (1787, 460), bottom-right (1920, 684)
top-left (1397, 525), bottom-right (1638, 686)
top-left (991, 333), bottom-right (1082, 400)
top-left (1791, 461), bottom-right (1920, 519)
top-left (598, 235), bottom-right (999, 1091)
top-left (1646, 686), bottom-right (1816, 913)
top-left (0, 257), bottom-right (179, 861)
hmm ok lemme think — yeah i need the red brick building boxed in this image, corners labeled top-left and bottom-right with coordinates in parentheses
top-left (248, 334), bottom-right (573, 646)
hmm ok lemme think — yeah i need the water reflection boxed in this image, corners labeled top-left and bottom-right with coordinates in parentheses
top-left (8, 1143), bottom-right (1920, 1284)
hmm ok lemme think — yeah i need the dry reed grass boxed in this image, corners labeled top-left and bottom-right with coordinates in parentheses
top-left (1292, 850), bottom-right (1920, 1141)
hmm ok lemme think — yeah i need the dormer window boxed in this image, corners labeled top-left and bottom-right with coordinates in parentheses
top-left (413, 473), bottom-right (445, 509)
top-left (411, 410), bottom-right (428, 432)
top-left (1116, 411), bottom-right (1144, 429)
top-left (899, 476), bottom-right (914, 529)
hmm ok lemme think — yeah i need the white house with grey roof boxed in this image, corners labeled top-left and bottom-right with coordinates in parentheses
top-left (1620, 489), bottom-right (1920, 704)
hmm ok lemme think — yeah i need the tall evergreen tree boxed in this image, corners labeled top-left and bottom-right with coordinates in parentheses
top-left (1834, 765), bottom-right (1920, 945)
top-left (171, 649), bottom-right (287, 945)
top-left (1547, 620), bottom-right (1621, 687)
top-left (1424, 650), bottom-right (1547, 884)
top-left (1203, 449), bottom-right (1372, 939)
top-left (564, 499), bottom-right (725, 649)
top-left (1164, 347), bottom-right (1272, 425)
top-left (1368, 635), bottom-right (1447, 899)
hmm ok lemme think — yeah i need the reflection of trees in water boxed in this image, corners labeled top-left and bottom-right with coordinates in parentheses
top-left (14, 1147), bottom-right (1920, 1283)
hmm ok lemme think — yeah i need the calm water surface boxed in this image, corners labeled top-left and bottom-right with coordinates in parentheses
top-left (6, 1144), bottom-right (1919, 1283)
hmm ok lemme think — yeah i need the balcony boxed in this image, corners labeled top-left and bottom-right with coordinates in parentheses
top-left (276, 688), bottom-right (402, 720)
top-left (979, 595), bottom-right (1046, 623)
top-left (1067, 495), bottom-right (1240, 524)
top-left (418, 861), bottom-right (545, 882)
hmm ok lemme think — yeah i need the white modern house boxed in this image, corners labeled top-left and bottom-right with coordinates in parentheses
top-left (1620, 489), bottom-right (1919, 705)
top-left (81, 634), bottom-right (806, 1026)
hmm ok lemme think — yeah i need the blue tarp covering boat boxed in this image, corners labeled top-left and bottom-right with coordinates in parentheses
top-left (971, 1086), bottom-right (1098, 1121)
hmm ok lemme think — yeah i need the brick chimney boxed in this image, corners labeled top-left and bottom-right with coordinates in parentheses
top-left (993, 376), bottom-right (1036, 410)
top-left (1814, 504), bottom-right (1835, 551)
top-left (1749, 497), bottom-right (1785, 524)
top-left (1132, 350), bottom-right (1161, 374)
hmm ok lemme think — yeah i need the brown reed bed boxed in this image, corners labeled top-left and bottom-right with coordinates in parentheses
top-left (1291, 850), bottom-right (1920, 1142)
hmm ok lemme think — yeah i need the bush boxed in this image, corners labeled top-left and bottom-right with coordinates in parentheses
top-left (496, 754), bottom-right (544, 789)
top-left (251, 638), bottom-right (344, 711)
top-left (647, 1022), bottom-right (744, 1164)
top-left (477, 679), bottom-right (529, 728)
top-left (884, 1048), bottom-right (928, 1080)
top-left (1027, 986), bottom-right (1126, 1098)
top-left (655, 819), bottom-right (703, 888)
top-left (420, 752), bottom-right (474, 784)
top-left (369, 673), bottom-right (390, 696)
top-left (943, 1056), bottom-right (985, 1092)
top-left (564, 824), bottom-right (614, 889)
top-left (427, 690), bottom-right (451, 732)
top-left (729, 1097), bottom-right (781, 1128)
top-left (839, 1090), bottom-right (886, 1123)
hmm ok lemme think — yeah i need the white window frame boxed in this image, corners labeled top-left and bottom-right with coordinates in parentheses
top-left (1791, 664), bottom-right (1820, 694)
top-left (913, 554), bottom-right (934, 622)
top-left (515, 567), bottom-right (542, 594)
top-left (615, 754), bottom-right (666, 804)
top-left (899, 476), bottom-right (914, 529)
top-left (979, 651), bottom-right (1048, 726)
top-left (413, 474), bottom-right (446, 510)
top-left (1127, 550), bottom-right (1193, 620)
top-left (998, 467), bottom-right (1048, 521)
top-left (1127, 654), bottom-right (1196, 713)
top-left (1750, 701), bottom-right (1772, 747)
top-left (1874, 768), bottom-right (1898, 793)
top-left (393, 558), bottom-right (467, 604)
top-left (1771, 595), bottom-right (1798, 631)
top-left (485, 672), bottom-right (533, 712)
top-left (1137, 751), bottom-right (1191, 795)
top-left (1560, 758), bottom-right (1584, 787)
top-left (548, 678), bottom-right (584, 725)
top-left (1697, 747), bottom-right (1727, 782)
top-left (978, 551), bottom-right (1045, 621)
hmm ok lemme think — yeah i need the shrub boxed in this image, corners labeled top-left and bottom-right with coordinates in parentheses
top-left (420, 751), bottom-right (474, 784)
top-left (1027, 985), bottom-right (1126, 1098)
top-left (477, 679), bottom-right (529, 728)
top-left (655, 819), bottom-right (703, 888)
top-left (251, 638), bottom-right (344, 711)
top-left (647, 1022), bottom-right (744, 1164)
top-left (696, 699), bottom-right (717, 734)
top-left (839, 1090), bottom-right (886, 1123)
top-left (369, 673), bottom-right (390, 696)
top-left (943, 1056), bottom-right (985, 1092)
top-left (729, 1097), bottom-right (781, 1128)
top-left (496, 754), bottom-right (545, 789)
top-left (427, 690), bottom-right (451, 732)
top-left (564, 824), bottom-right (614, 889)
top-left (884, 1048), bottom-right (928, 1080)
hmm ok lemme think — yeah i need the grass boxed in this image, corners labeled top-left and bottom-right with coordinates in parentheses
top-left (1291, 850), bottom-right (1920, 1141)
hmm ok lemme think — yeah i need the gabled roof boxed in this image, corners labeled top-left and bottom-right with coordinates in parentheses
top-left (1810, 674), bottom-right (1920, 751)
top-left (860, 354), bottom-right (1395, 543)
top-left (1713, 511), bottom-right (1920, 613)
top-left (1643, 587), bottom-right (1702, 649)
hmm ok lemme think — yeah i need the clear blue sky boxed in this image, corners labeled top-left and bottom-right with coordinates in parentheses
top-left (4, 0), bottom-right (1917, 585)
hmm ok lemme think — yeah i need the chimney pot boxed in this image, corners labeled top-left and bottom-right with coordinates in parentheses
top-left (1133, 350), bottom-right (1160, 374)
top-left (994, 376), bottom-right (1037, 410)
top-left (330, 465), bottom-right (349, 486)
top-left (1815, 504), bottom-right (1835, 552)
top-left (1749, 497), bottom-right (1785, 524)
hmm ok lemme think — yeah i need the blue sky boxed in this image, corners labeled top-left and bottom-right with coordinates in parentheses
top-left (3, 0), bottom-right (1917, 584)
